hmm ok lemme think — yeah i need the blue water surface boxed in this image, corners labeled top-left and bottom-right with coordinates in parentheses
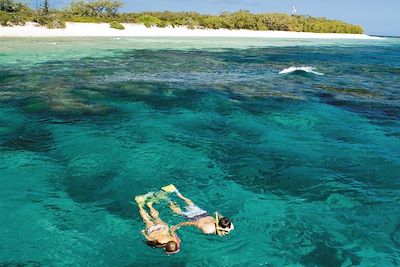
top-left (0, 37), bottom-right (400, 266)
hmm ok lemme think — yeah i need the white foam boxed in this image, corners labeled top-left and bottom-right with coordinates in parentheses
top-left (279, 66), bottom-right (324, 75)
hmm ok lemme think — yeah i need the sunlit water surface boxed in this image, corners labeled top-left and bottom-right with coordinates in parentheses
top-left (1, 37), bottom-right (400, 266)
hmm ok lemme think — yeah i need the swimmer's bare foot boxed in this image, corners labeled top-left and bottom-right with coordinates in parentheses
top-left (135, 195), bottom-right (146, 207)
top-left (161, 184), bottom-right (177, 193)
top-left (135, 192), bottom-right (154, 206)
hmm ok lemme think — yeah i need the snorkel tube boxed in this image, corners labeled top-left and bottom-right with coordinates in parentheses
top-left (215, 211), bottom-right (220, 235)
top-left (215, 212), bottom-right (234, 235)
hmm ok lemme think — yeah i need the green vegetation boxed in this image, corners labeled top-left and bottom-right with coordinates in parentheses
top-left (0, 10), bottom-right (27, 25)
top-left (0, 0), bottom-right (364, 34)
top-left (42, 15), bottom-right (66, 29)
top-left (109, 20), bottom-right (124, 30)
top-left (136, 15), bottom-right (162, 28)
top-left (0, 0), bottom-right (31, 26)
top-left (0, 0), bottom-right (27, 12)
top-left (69, 0), bottom-right (123, 18)
top-left (118, 11), bottom-right (363, 33)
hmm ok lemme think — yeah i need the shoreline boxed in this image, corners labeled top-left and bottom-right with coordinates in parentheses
top-left (0, 22), bottom-right (381, 39)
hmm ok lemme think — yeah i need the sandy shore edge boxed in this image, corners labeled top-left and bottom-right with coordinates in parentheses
top-left (0, 22), bottom-right (381, 39)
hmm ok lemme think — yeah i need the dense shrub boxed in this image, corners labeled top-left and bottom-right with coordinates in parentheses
top-left (115, 11), bottom-right (363, 34)
top-left (0, 0), bottom-right (28, 13)
top-left (0, 11), bottom-right (11, 25)
top-left (109, 20), bottom-right (124, 30)
top-left (45, 18), bottom-right (66, 29)
top-left (199, 16), bottom-right (223, 29)
top-left (66, 15), bottom-right (110, 23)
top-left (0, 0), bottom-right (32, 26)
top-left (69, 0), bottom-right (123, 17)
top-left (0, 10), bottom-right (29, 26)
top-left (137, 15), bottom-right (161, 28)
top-left (34, 14), bottom-right (66, 29)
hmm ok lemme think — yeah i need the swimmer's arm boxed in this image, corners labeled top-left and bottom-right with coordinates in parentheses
top-left (174, 221), bottom-right (198, 228)
top-left (169, 220), bottom-right (199, 231)
top-left (141, 230), bottom-right (151, 241)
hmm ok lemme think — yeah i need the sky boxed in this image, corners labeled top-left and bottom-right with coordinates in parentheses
top-left (26, 0), bottom-right (400, 36)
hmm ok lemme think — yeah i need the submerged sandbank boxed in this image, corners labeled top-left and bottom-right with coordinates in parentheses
top-left (0, 22), bottom-right (380, 39)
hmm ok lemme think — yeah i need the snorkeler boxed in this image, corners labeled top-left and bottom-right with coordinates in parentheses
top-left (162, 185), bottom-right (234, 236)
top-left (135, 194), bottom-right (180, 254)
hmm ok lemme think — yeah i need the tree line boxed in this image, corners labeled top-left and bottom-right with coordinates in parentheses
top-left (0, 0), bottom-right (364, 34)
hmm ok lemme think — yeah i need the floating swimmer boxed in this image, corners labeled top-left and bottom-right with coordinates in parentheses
top-left (162, 184), bottom-right (234, 236)
top-left (135, 194), bottom-right (180, 254)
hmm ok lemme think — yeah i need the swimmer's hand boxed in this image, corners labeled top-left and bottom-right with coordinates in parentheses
top-left (170, 225), bottom-right (179, 231)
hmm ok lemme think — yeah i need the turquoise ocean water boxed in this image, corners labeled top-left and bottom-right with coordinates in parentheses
top-left (1, 37), bottom-right (400, 266)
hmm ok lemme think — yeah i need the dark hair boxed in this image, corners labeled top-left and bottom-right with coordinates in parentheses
top-left (219, 217), bottom-right (231, 228)
top-left (165, 241), bottom-right (178, 252)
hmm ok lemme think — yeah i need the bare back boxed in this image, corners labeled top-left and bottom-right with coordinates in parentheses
top-left (144, 224), bottom-right (176, 246)
top-left (194, 216), bottom-right (216, 235)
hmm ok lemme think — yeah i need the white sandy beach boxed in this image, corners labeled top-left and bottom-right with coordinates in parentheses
top-left (0, 22), bottom-right (380, 39)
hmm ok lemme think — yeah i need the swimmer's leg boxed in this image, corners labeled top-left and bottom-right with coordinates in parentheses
top-left (135, 195), bottom-right (154, 228)
top-left (162, 185), bottom-right (194, 206)
top-left (169, 201), bottom-right (183, 215)
top-left (174, 191), bottom-right (194, 206)
top-left (147, 202), bottom-right (164, 225)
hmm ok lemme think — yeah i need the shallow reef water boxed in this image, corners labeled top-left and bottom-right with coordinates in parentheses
top-left (0, 37), bottom-right (400, 266)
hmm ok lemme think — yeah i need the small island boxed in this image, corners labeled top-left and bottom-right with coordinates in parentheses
top-left (0, 0), bottom-right (375, 38)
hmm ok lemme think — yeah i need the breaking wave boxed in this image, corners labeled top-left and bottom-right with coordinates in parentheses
top-left (279, 66), bottom-right (324, 76)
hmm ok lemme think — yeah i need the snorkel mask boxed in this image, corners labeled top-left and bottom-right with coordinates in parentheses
top-left (215, 212), bottom-right (234, 235)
